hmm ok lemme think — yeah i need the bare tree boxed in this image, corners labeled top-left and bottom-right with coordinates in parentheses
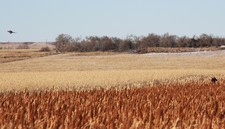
top-left (119, 39), bottom-right (133, 52)
top-left (140, 33), bottom-right (160, 48)
top-left (55, 34), bottom-right (73, 53)
top-left (160, 33), bottom-right (177, 47)
top-left (177, 36), bottom-right (191, 47)
top-left (198, 34), bottom-right (213, 47)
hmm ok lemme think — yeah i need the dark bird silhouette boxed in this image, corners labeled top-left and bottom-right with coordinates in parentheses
top-left (211, 77), bottom-right (217, 84)
top-left (7, 30), bottom-right (16, 34)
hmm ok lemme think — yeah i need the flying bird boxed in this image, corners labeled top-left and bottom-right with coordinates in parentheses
top-left (7, 30), bottom-right (16, 34)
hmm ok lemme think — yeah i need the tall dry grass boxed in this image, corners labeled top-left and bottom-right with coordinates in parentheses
top-left (0, 51), bottom-right (224, 91)
top-left (0, 69), bottom-right (224, 91)
top-left (1, 80), bottom-right (225, 128)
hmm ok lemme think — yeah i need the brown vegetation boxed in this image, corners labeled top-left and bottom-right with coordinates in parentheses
top-left (1, 80), bottom-right (225, 128)
top-left (0, 50), bottom-right (55, 63)
top-left (55, 33), bottom-right (225, 53)
top-left (39, 47), bottom-right (51, 52)
top-left (0, 42), bottom-right (55, 50)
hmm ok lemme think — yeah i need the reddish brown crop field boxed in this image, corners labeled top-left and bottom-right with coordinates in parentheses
top-left (1, 80), bottom-right (225, 128)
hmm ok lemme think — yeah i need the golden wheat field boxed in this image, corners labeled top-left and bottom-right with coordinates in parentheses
top-left (0, 50), bottom-right (225, 91)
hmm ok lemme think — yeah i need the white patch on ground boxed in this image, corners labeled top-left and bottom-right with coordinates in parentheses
top-left (144, 50), bottom-right (225, 57)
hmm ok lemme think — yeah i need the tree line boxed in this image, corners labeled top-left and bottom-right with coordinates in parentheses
top-left (55, 33), bottom-right (225, 53)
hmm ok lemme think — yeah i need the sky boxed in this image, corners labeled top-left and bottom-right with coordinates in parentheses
top-left (1, 0), bottom-right (225, 42)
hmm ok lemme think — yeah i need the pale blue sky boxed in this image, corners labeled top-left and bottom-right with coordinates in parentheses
top-left (1, 0), bottom-right (225, 42)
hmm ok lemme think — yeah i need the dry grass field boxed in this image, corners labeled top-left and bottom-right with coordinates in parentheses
top-left (0, 49), bottom-right (55, 63)
top-left (0, 42), bottom-right (55, 63)
top-left (1, 50), bottom-right (225, 128)
top-left (0, 42), bottom-right (55, 50)
top-left (0, 50), bottom-right (225, 91)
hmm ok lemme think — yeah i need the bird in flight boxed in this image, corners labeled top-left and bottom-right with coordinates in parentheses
top-left (7, 30), bottom-right (16, 34)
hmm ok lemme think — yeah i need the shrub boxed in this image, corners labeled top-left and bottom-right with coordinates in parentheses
top-left (39, 47), bottom-right (50, 52)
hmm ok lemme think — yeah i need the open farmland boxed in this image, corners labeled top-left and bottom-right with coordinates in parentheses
top-left (1, 50), bottom-right (225, 128)
top-left (0, 50), bottom-right (225, 91)
top-left (0, 42), bottom-right (55, 63)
